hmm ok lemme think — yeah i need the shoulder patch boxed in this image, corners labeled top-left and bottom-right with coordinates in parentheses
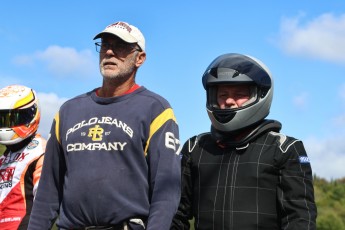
top-left (299, 156), bottom-right (311, 164)
top-left (27, 139), bottom-right (39, 149)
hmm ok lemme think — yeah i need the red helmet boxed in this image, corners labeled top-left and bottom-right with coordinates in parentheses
top-left (0, 85), bottom-right (40, 145)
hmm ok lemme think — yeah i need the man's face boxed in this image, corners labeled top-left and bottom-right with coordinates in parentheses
top-left (98, 35), bottom-right (141, 81)
top-left (217, 85), bottom-right (251, 109)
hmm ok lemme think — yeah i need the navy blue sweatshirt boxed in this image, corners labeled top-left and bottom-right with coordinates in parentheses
top-left (28, 87), bottom-right (181, 230)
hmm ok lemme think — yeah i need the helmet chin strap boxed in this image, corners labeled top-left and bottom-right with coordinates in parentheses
top-left (211, 119), bottom-right (282, 148)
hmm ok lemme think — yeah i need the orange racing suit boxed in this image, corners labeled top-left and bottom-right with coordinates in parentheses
top-left (0, 133), bottom-right (46, 230)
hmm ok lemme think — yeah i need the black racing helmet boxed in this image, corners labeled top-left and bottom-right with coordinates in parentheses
top-left (202, 53), bottom-right (273, 133)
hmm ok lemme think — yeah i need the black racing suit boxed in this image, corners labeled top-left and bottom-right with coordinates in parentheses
top-left (171, 120), bottom-right (317, 230)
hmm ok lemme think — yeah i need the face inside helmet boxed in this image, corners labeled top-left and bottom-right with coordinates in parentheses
top-left (207, 83), bottom-right (266, 126)
top-left (211, 84), bottom-right (257, 109)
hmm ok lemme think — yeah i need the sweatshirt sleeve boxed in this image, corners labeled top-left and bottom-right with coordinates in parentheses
top-left (277, 138), bottom-right (317, 230)
top-left (145, 108), bottom-right (181, 230)
top-left (28, 113), bottom-right (66, 230)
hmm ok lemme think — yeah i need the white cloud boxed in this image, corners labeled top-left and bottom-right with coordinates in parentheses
top-left (13, 45), bottom-right (98, 78)
top-left (12, 55), bottom-right (34, 66)
top-left (292, 92), bottom-right (309, 110)
top-left (307, 83), bottom-right (345, 181)
top-left (277, 13), bottom-right (345, 64)
top-left (36, 92), bottom-right (68, 138)
top-left (305, 136), bottom-right (345, 180)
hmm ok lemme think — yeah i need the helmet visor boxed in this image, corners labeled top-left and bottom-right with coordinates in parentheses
top-left (0, 106), bottom-right (37, 128)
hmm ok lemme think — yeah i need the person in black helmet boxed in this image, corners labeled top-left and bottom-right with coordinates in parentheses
top-left (171, 53), bottom-right (317, 230)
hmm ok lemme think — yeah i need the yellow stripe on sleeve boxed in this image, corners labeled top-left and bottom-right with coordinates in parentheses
top-left (144, 108), bottom-right (176, 155)
top-left (54, 112), bottom-right (61, 144)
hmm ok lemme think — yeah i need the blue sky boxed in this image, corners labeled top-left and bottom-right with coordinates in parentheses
top-left (1, 1), bottom-right (345, 180)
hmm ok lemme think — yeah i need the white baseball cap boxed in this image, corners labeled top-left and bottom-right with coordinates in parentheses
top-left (94, 21), bottom-right (145, 51)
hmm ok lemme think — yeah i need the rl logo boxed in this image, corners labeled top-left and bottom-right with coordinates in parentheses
top-left (88, 125), bottom-right (104, 141)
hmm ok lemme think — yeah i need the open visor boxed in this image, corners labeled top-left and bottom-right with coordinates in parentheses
top-left (0, 105), bottom-right (37, 128)
top-left (208, 84), bottom-right (258, 109)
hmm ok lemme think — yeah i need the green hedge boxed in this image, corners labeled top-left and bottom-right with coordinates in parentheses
top-left (0, 144), bottom-right (5, 155)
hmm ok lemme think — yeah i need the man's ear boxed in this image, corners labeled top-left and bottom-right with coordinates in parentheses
top-left (136, 52), bottom-right (146, 67)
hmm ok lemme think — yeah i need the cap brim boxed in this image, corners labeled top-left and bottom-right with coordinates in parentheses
top-left (93, 30), bottom-right (137, 44)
